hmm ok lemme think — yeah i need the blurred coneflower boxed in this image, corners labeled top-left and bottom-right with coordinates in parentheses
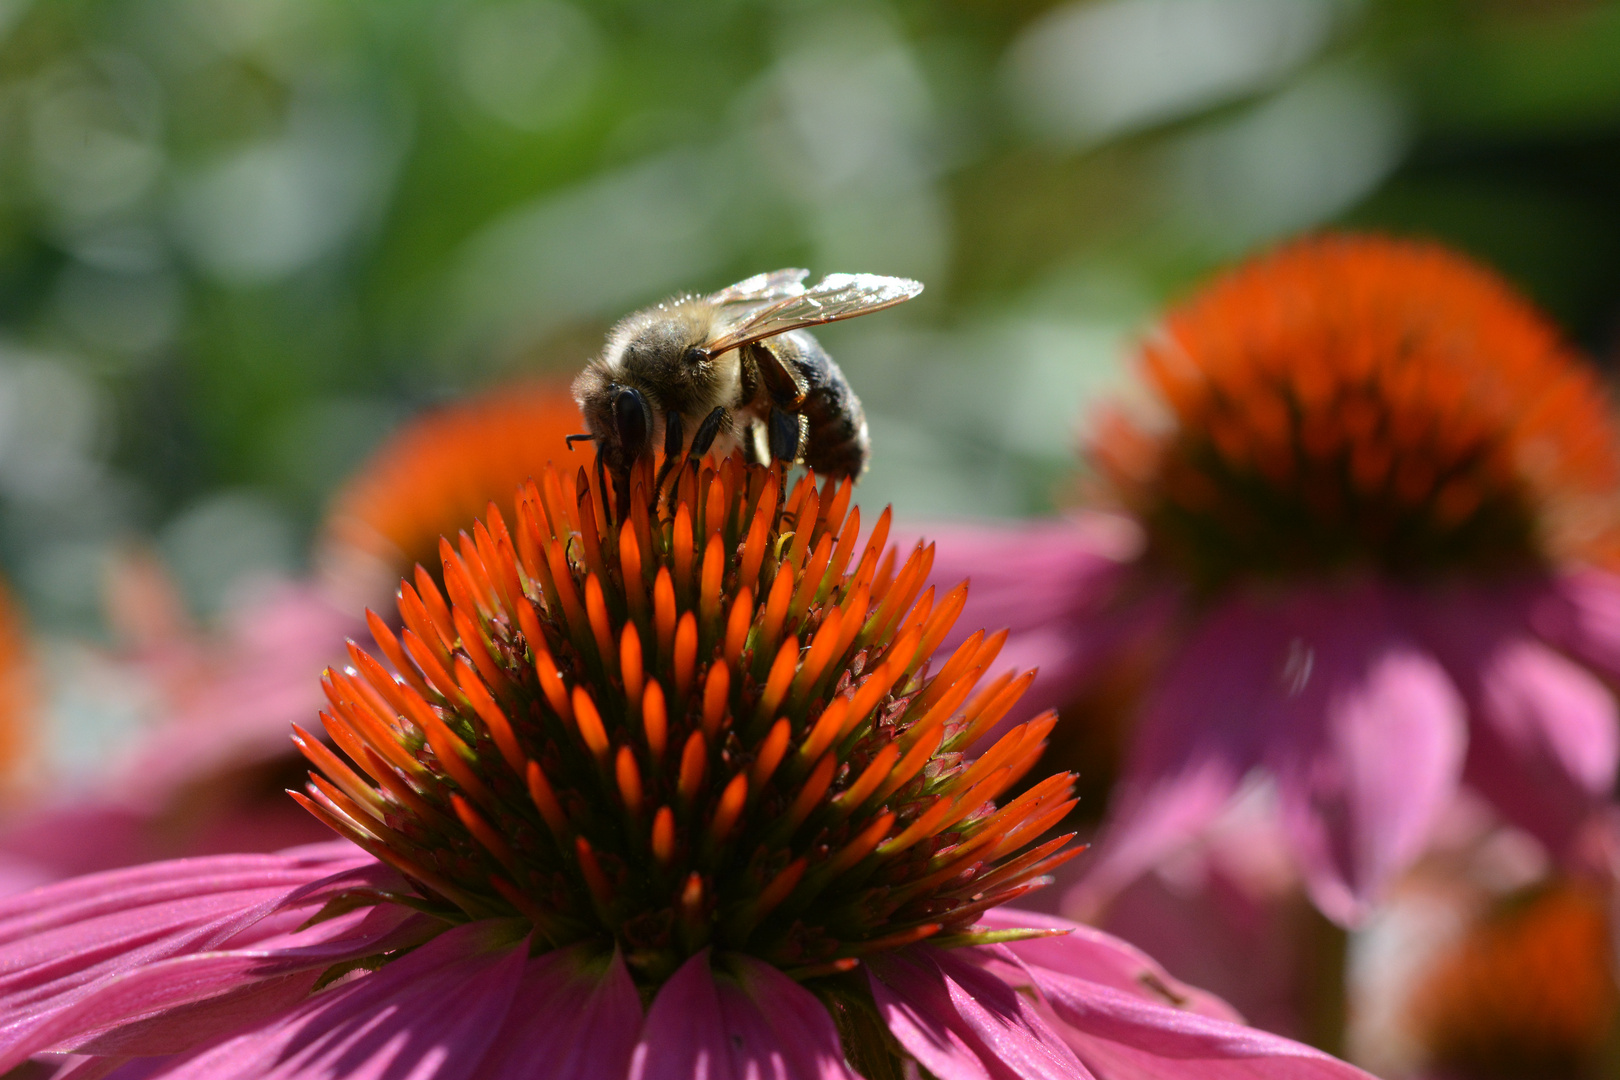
top-left (0, 453), bottom-right (1374, 1080)
top-left (930, 235), bottom-right (1620, 925)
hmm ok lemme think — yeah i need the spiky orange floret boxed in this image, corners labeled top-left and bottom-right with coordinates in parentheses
top-left (320, 381), bottom-right (583, 581)
top-left (301, 453), bottom-right (1074, 984)
top-left (1093, 235), bottom-right (1620, 585)
top-left (1412, 883), bottom-right (1617, 1079)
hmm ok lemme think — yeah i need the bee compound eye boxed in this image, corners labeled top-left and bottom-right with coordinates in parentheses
top-left (612, 387), bottom-right (651, 456)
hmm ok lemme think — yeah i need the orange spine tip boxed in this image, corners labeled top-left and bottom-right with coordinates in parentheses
top-left (827, 504), bottom-right (861, 583)
top-left (790, 606), bottom-right (843, 700)
top-left (701, 659), bottom-right (730, 741)
top-left (870, 546), bottom-right (898, 603)
top-left (642, 679), bottom-right (668, 760)
top-left (709, 773), bottom-right (748, 844)
top-left (751, 717), bottom-right (791, 790)
top-left (786, 483), bottom-right (819, 569)
top-left (825, 811), bottom-right (894, 878)
top-left (914, 630), bottom-right (984, 713)
top-left (575, 835), bottom-right (614, 908)
top-left (834, 583), bottom-right (870, 659)
top-left (789, 534), bottom-right (834, 622)
top-left (575, 477), bottom-right (606, 581)
top-left (651, 806), bottom-right (677, 865)
top-left (877, 796), bottom-right (953, 857)
top-left (672, 612), bottom-right (698, 701)
top-left (542, 468), bottom-right (577, 537)
top-left (347, 644), bottom-right (409, 717)
top-left (515, 496), bottom-right (545, 582)
top-left (440, 539), bottom-right (485, 621)
top-left (475, 520), bottom-right (519, 614)
top-left (534, 644), bottom-right (572, 723)
top-left (616, 745), bottom-right (644, 816)
top-left (874, 724), bottom-right (944, 803)
top-left (292, 725), bottom-right (377, 810)
top-left (620, 622), bottom-right (645, 705)
top-left (452, 793), bottom-right (515, 867)
top-left (654, 568), bottom-right (677, 663)
top-left (958, 670), bottom-right (1038, 749)
top-left (834, 741), bottom-right (900, 815)
top-left (455, 657), bottom-right (524, 774)
top-left (545, 539), bottom-right (589, 648)
top-left (892, 585), bottom-right (936, 648)
top-left (823, 476), bottom-right (853, 539)
top-left (758, 566), bottom-right (794, 663)
top-left (704, 472), bottom-right (727, 540)
top-left (525, 759), bottom-right (569, 838)
top-left (757, 635), bottom-right (798, 722)
top-left (904, 667), bottom-right (980, 749)
top-left (452, 607), bottom-right (508, 695)
top-left (699, 533), bottom-right (725, 629)
top-left (673, 503), bottom-right (695, 597)
top-left (618, 525), bottom-right (647, 619)
top-left (680, 871), bottom-right (704, 922)
top-left (403, 628), bottom-right (464, 707)
top-left (365, 609), bottom-right (433, 702)
top-left (753, 857), bottom-right (808, 921)
top-left (460, 531), bottom-right (502, 613)
top-left (860, 506), bottom-right (892, 579)
top-left (412, 566), bottom-right (457, 654)
top-left (739, 481), bottom-right (774, 590)
top-left (318, 709), bottom-right (371, 776)
top-left (799, 697), bottom-right (849, 764)
top-left (723, 587), bottom-right (753, 669)
top-left (954, 711), bottom-right (1044, 793)
top-left (571, 686), bottom-right (611, 763)
top-left (677, 730), bottom-right (707, 803)
top-left (585, 574), bottom-right (617, 669)
top-left (785, 753), bottom-right (837, 833)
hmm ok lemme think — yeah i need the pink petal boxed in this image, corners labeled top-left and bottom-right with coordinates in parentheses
top-left (868, 946), bottom-right (1088, 1080)
top-left (0, 849), bottom-right (395, 1071)
top-left (471, 945), bottom-right (643, 1080)
top-left (973, 909), bottom-right (1240, 1022)
top-left (1068, 598), bottom-right (1285, 917)
top-left (632, 951), bottom-right (856, 1080)
top-left (136, 920), bottom-right (528, 1080)
top-left (1417, 587), bottom-right (1620, 853)
top-left (1016, 961), bottom-right (1375, 1079)
top-left (1530, 568), bottom-right (1620, 682)
top-left (1265, 595), bottom-right (1466, 925)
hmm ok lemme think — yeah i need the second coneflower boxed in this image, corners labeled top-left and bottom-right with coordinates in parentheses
top-left (930, 235), bottom-right (1620, 925)
top-left (0, 453), bottom-right (1373, 1080)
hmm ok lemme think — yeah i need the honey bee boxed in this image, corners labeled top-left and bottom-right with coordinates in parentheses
top-left (572, 269), bottom-right (922, 507)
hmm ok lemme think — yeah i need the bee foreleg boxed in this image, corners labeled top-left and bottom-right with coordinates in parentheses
top-left (768, 408), bottom-right (807, 465)
top-left (689, 406), bottom-right (728, 460)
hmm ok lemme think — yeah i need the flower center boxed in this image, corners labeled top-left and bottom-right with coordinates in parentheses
top-left (1091, 236), bottom-right (1620, 589)
top-left (302, 453), bottom-right (1074, 986)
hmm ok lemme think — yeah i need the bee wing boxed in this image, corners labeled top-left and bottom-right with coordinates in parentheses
top-left (706, 268), bottom-right (811, 308)
top-left (703, 273), bottom-right (923, 355)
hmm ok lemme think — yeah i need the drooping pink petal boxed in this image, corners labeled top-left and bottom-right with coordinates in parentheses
top-left (868, 946), bottom-right (1088, 1080)
top-left (1067, 597), bottom-right (1287, 917)
top-left (632, 950), bottom-right (856, 1080)
top-left (130, 920), bottom-right (528, 1080)
top-left (973, 909), bottom-right (1240, 1022)
top-left (471, 945), bottom-right (643, 1080)
top-left (1015, 959), bottom-right (1376, 1079)
top-left (1418, 582), bottom-right (1620, 852)
top-left (1264, 592), bottom-right (1467, 926)
top-left (0, 847), bottom-right (396, 1071)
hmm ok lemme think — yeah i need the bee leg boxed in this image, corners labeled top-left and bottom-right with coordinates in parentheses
top-left (652, 410), bottom-right (685, 506)
top-left (597, 449), bottom-right (626, 526)
top-left (767, 407), bottom-right (807, 465)
top-left (688, 406), bottom-right (728, 461)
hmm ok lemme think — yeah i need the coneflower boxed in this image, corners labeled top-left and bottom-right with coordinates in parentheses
top-left (927, 235), bottom-right (1620, 926)
top-left (0, 453), bottom-right (1372, 1080)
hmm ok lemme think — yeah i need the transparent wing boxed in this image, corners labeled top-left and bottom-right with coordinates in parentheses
top-left (703, 273), bottom-right (923, 355)
top-left (705, 268), bottom-right (811, 308)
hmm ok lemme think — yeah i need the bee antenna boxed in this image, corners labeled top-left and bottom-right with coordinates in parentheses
top-left (564, 433), bottom-right (595, 450)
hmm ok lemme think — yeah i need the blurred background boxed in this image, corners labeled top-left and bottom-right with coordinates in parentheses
top-left (2, 0), bottom-right (1619, 755)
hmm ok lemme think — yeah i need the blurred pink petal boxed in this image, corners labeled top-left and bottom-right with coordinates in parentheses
top-left (476, 946), bottom-right (642, 1080)
top-left (1265, 594), bottom-right (1467, 925)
